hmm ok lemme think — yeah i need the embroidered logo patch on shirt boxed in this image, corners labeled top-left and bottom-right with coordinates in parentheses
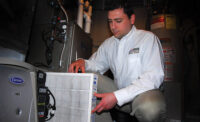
top-left (129, 48), bottom-right (139, 54)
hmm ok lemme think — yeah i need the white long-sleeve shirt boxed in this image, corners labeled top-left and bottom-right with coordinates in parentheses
top-left (85, 25), bottom-right (164, 106)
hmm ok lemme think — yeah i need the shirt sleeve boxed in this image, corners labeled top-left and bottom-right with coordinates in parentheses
top-left (114, 35), bottom-right (164, 106)
top-left (84, 41), bottom-right (110, 74)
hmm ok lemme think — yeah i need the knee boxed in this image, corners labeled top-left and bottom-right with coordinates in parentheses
top-left (135, 102), bottom-right (166, 122)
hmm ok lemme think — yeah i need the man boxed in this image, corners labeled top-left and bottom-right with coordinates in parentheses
top-left (69, 1), bottom-right (166, 122)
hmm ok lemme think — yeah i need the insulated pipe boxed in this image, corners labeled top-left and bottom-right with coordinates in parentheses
top-left (77, 0), bottom-right (84, 28)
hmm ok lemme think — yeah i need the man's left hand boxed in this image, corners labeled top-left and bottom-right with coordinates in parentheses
top-left (92, 92), bottom-right (117, 113)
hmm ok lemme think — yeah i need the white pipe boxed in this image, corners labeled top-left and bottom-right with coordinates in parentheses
top-left (84, 2), bottom-right (92, 33)
top-left (84, 12), bottom-right (91, 33)
top-left (87, 3), bottom-right (92, 16)
top-left (77, 0), bottom-right (84, 28)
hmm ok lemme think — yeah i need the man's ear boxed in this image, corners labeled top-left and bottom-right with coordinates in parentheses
top-left (130, 14), bottom-right (135, 24)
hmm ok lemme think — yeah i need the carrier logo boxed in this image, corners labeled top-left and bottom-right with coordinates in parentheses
top-left (10, 77), bottom-right (24, 85)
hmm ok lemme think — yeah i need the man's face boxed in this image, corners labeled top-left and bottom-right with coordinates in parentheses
top-left (108, 8), bottom-right (135, 39)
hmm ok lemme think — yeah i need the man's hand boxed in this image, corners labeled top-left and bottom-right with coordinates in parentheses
top-left (92, 92), bottom-right (117, 113)
top-left (68, 59), bottom-right (85, 73)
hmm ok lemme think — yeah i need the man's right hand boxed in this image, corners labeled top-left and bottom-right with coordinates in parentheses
top-left (68, 59), bottom-right (86, 73)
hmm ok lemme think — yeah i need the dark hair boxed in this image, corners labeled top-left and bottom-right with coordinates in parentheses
top-left (106, 0), bottom-right (134, 18)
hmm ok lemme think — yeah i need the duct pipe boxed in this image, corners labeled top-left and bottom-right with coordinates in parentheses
top-left (77, 0), bottom-right (84, 28)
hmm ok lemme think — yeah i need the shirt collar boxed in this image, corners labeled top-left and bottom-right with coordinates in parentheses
top-left (113, 25), bottom-right (136, 42)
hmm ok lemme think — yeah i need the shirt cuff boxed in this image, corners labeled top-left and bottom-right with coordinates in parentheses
top-left (114, 88), bottom-right (129, 106)
top-left (84, 60), bottom-right (89, 71)
top-left (114, 86), bottom-right (151, 106)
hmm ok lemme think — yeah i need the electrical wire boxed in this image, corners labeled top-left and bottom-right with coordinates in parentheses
top-left (57, 0), bottom-right (68, 24)
top-left (45, 88), bottom-right (56, 121)
top-left (57, 0), bottom-right (69, 68)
